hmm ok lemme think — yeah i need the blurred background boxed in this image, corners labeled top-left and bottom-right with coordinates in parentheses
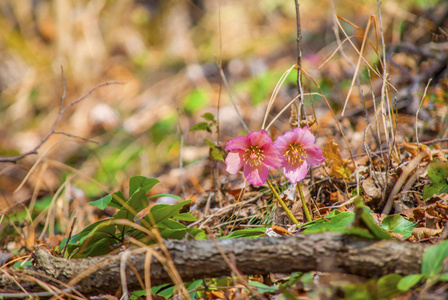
top-left (0, 0), bottom-right (446, 217)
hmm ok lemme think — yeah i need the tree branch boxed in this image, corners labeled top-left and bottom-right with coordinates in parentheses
top-left (0, 233), bottom-right (429, 297)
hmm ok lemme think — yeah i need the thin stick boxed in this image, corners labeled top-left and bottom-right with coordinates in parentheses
top-left (416, 79), bottom-right (432, 147)
top-left (218, 67), bottom-right (250, 133)
top-left (61, 217), bottom-right (77, 257)
top-left (297, 182), bottom-right (312, 222)
top-left (266, 179), bottom-right (299, 225)
top-left (294, 0), bottom-right (305, 122)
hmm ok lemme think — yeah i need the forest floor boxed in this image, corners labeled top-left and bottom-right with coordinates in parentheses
top-left (1, 0), bottom-right (448, 299)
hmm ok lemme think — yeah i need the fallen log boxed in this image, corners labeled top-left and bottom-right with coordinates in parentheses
top-left (0, 232), bottom-right (429, 297)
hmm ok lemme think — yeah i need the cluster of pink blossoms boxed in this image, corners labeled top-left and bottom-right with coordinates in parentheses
top-left (225, 127), bottom-right (324, 186)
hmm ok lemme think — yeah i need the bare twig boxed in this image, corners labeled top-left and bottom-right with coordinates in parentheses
top-left (382, 150), bottom-right (429, 215)
top-left (218, 67), bottom-right (250, 133)
top-left (416, 79), bottom-right (432, 147)
top-left (294, 0), bottom-right (304, 123)
top-left (62, 217), bottom-right (77, 257)
top-left (0, 68), bottom-right (123, 164)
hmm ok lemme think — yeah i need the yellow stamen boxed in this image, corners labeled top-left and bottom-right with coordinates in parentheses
top-left (244, 146), bottom-right (264, 167)
top-left (284, 142), bottom-right (307, 165)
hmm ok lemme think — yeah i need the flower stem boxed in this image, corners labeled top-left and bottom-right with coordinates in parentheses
top-left (297, 182), bottom-right (312, 222)
top-left (266, 179), bottom-right (299, 225)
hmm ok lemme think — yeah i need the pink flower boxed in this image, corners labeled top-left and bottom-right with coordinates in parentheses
top-left (274, 126), bottom-right (324, 183)
top-left (225, 129), bottom-right (282, 186)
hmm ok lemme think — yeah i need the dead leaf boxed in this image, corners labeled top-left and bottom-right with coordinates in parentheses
top-left (323, 141), bottom-right (355, 180)
top-left (271, 225), bottom-right (292, 236)
top-left (329, 190), bottom-right (345, 203)
top-left (206, 290), bottom-right (226, 299)
top-left (362, 177), bottom-right (382, 200)
top-left (412, 227), bottom-right (443, 240)
top-left (402, 140), bottom-right (432, 160)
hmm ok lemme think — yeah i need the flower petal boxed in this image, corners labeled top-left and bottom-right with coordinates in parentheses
top-left (248, 129), bottom-right (273, 148)
top-left (225, 136), bottom-right (250, 151)
top-left (274, 131), bottom-right (295, 152)
top-left (304, 144), bottom-right (325, 166)
top-left (225, 151), bottom-right (245, 174)
top-left (298, 126), bottom-right (316, 145)
top-left (283, 161), bottom-right (308, 183)
top-left (244, 164), bottom-right (269, 186)
top-left (261, 146), bottom-right (282, 169)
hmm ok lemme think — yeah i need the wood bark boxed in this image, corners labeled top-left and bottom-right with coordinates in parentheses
top-left (0, 232), bottom-right (429, 296)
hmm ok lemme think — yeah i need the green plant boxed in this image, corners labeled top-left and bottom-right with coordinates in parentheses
top-left (423, 159), bottom-right (448, 199)
top-left (60, 176), bottom-right (206, 258)
top-left (190, 112), bottom-right (224, 162)
top-left (375, 240), bottom-right (448, 295)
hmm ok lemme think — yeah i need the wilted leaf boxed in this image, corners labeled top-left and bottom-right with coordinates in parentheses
top-left (402, 140), bottom-right (432, 159)
top-left (412, 227), bottom-right (443, 240)
top-left (271, 225), bottom-right (292, 236)
top-left (206, 290), bottom-right (226, 299)
top-left (323, 141), bottom-right (355, 180)
top-left (362, 177), bottom-right (382, 200)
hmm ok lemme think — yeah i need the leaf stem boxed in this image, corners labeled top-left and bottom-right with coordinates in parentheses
top-left (266, 179), bottom-right (299, 225)
top-left (297, 182), bottom-right (312, 222)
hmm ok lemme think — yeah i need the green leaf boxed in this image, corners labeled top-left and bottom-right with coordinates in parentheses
top-left (439, 273), bottom-right (448, 281)
top-left (90, 194), bottom-right (113, 210)
top-left (347, 196), bottom-right (391, 240)
top-left (186, 279), bottom-right (204, 298)
top-left (381, 215), bottom-right (417, 238)
top-left (13, 261), bottom-right (33, 268)
top-left (204, 139), bottom-right (215, 148)
top-left (129, 176), bottom-right (159, 197)
top-left (142, 200), bottom-right (192, 226)
top-left (189, 122), bottom-right (211, 132)
top-left (157, 219), bottom-right (189, 240)
top-left (397, 274), bottom-right (424, 291)
top-left (344, 226), bottom-right (376, 239)
top-left (377, 274), bottom-right (402, 299)
top-left (148, 193), bottom-right (182, 202)
top-left (90, 191), bottom-right (127, 210)
top-left (422, 240), bottom-right (448, 278)
top-left (67, 219), bottom-right (119, 258)
top-left (249, 280), bottom-right (278, 293)
top-left (157, 285), bottom-right (175, 298)
top-left (108, 191), bottom-right (128, 209)
top-left (187, 227), bottom-right (207, 240)
top-left (114, 188), bottom-right (149, 221)
top-left (130, 290), bottom-right (146, 300)
top-left (423, 159), bottom-right (448, 199)
top-left (210, 146), bottom-right (225, 162)
top-left (303, 211), bottom-right (354, 234)
top-left (183, 89), bottom-right (208, 114)
top-left (201, 112), bottom-right (216, 123)
top-left (173, 212), bottom-right (197, 221)
top-left (220, 227), bottom-right (266, 239)
top-left (205, 139), bottom-right (225, 162)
